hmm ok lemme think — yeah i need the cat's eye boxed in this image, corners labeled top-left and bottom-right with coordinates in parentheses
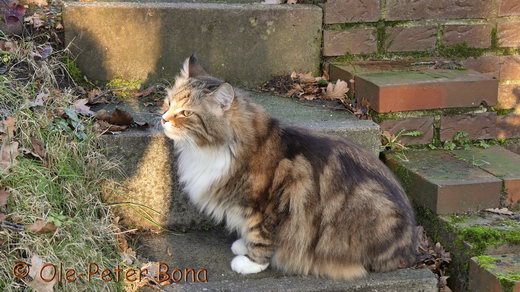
top-left (182, 110), bottom-right (193, 117)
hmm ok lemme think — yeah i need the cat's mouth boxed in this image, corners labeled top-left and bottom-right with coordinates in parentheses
top-left (161, 121), bottom-right (180, 140)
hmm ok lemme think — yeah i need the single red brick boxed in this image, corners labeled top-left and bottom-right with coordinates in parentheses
top-left (385, 26), bottom-right (437, 52)
top-left (379, 117), bottom-right (434, 145)
top-left (440, 112), bottom-right (497, 141)
top-left (443, 24), bottom-right (493, 48)
top-left (356, 69), bottom-right (498, 113)
top-left (500, 55), bottom-right (520, 80)
top-left (500, 0), bottom-right (520, 16)
top-left (497, 112), bottom-right (520, 139)
top-left (498, 21), bottom-right (520, 48)
top-left (469, 255), bottom-right (520, 292)
top-left (462, 56), bottom-right (500, 79)
top-left (324, 0), bottom-right (380, 24)
top-left (386, 0), bottom-right (493, 21)
top-left (323, 29), bottom-right (377, 56)
top-left (498, 84), bottom-right (520, 109)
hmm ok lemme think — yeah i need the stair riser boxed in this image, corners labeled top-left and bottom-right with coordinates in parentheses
top-left (64, 2), bottom-right (322, 87)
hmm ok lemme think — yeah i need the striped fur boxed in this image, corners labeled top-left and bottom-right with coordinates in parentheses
top-left (161, 56), bottom-right (417, 279)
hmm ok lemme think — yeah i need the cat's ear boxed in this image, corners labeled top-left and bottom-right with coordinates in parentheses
top-left (212, 83), bottom-right (235, 111)
top-left (181, 55), bottom-right (209, 78)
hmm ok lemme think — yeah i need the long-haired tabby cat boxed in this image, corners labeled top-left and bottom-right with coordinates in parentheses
top-left (161, 56), bottom-right (417, 279)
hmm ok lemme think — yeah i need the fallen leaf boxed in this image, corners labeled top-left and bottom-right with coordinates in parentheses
top-left (24, 13), bottom-right (45, 29)
top-left (28, 254), bottom-right (56, 292)
top-left (0, 40), bottom-right (17, 53)
top-left (297, 72), bottom-right (316, 83)
top-left (27, 220), bottom-right (58, 234)
top-left (485, 208), bottom-right (513, 216)
top-left (55, 23), bottom-right (63, 30)
top-left (324, 80), bottom-right (349, 102)
top-left (0, 213), bottom-right (6, 221)
top-left (287, 0), bottom-right (297, 4)
top-left (122, 248), bottom-right (136, 265)
top-left (2, 117), bottom-right (16, 138)
top-left (31, 137), bottom-right (46, 159)
top-left (93, 120), bottom-right (127, 133)
top-left (86, 88), bottom-right (108, 104)
top-left (0, 189), bottom-right (10, 207)
top-left (4, 4), bottom-right (26, 25)
top-left (134, 85), bottom-right (156, 98)
top-left (0, 141), bottom-right (19, 172)
top-left (73, 99), bottom-right (94, 116)
top-left (95, 108), bottom-right (134, 126)
top-left (33, 92), bottom-right (48, 106)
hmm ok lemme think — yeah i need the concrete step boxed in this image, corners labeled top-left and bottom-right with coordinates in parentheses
top-left (329, 61), bottom-right (498, 113)
top-left (63, 1), bottom-right (322, 87)
top-left (135, 229), bottom-right (438, 291)
top-left (99, 91), bottom-right (380, 230)
top-left (469, 254), bottom-right (520, 292)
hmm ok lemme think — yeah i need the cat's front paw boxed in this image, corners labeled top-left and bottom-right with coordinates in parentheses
top-left (230, 255), bottom-right (269, 274)
top-left (231, 238), bottom-right (248, 255)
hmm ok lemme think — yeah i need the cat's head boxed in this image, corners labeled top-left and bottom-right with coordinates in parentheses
top-left (161, 56), bottom-right (236, 147)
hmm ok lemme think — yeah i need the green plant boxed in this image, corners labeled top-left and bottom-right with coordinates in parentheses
top-left (380, 129), bottom-right (424, 151)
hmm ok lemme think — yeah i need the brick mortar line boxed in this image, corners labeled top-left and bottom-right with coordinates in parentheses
top-left (325, 18), bottom-right (495, 29)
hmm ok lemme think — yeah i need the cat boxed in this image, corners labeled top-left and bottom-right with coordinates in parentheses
top-left (161, 56), bottom-right (417, 279)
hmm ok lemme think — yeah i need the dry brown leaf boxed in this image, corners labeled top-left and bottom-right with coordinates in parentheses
top-left (0, 189), bottom-right (10, 207)
top-left (122, 248), bottom-right (137, 265)
top-left (95, 108), bottom-right (134, 126)
top-left (28, 254), bottom-right (56, 292)
top-left (31, 137), bottom-right (46, 159)
top-left (73, 99), bottom-right (94, 116)
top-left (134, 85), bottom-right (156, 98)
top-left (324, 80), bottom-right (349, 102)
top-left (0, 41), bottom-right (17, 53)
top-left (3, 117), bottom-right (16, 138)
top-left (94, 120), bottom-right (128, 133)
top-left (298, 72), bottom-right (316, 83)
top-left (0, 141), bottom-right (19, 172)
top-left (27, 220), bottom-right (58, 234)
top-left (485, 208), bottom-right (513, 216)
top-left (302, 95), bottom-right (317, 101)
top-left (286, 84), bottom-right (303, 97)
top-left (86, 89), bottom-right (108, 104)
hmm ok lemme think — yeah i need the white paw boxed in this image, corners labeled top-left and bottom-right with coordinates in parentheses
top-left (230, 255), bottom-right (269, 274)
top-left (231, 238), bottom-right (248, 256)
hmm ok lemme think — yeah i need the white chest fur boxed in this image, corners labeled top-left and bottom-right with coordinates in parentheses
top-left (176, 144), bottom-right (245, 232)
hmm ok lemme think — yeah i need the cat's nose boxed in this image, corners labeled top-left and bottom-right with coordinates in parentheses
top-left (161, 117), bottom-right (167, 124)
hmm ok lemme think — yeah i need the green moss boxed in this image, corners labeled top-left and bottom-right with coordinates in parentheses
top-left (475, 255), bottom-right (500, 269)
top-left (376, 21), bottom-right (386, 55)
top-left (438, 43), bottom-right (485, 59)
top-left (62, 57), bottom-right (85, 85)
top-left (106, 78), bottom-right (143, 98)
top-left (459, 226), bottom-right (520, 254)
top-left (448, 214), bottom-right (470, 224)
top-left (491, 106), bottom-right (515, 116)
top-left (497, 272), bottom-right (520, 292)
top-left (491, 26), bottom-right (498, 49)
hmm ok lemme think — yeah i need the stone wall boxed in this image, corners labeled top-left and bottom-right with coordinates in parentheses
top-left (323, 0), bottom-right (520, 110)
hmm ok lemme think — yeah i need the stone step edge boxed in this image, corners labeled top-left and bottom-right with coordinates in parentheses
top-left (64, 1), bottom-right (321, 10)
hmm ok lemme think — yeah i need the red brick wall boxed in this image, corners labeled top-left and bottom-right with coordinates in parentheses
top-left (323, 0), bottom-right (520, 110)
